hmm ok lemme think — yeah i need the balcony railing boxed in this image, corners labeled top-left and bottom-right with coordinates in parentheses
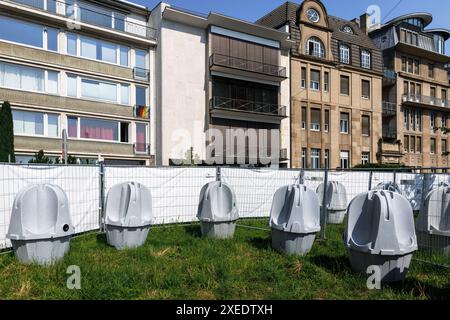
top-left (133, 67), bottom-right (150, 81)
top-left (8, 0), bottom-right (157, 40)
top-left (210, 54), bottom-right (287, 78)
top-left (133, 105), bottom-right (150, 119)
top-left (134, 143), bottom-right (150, 155)
top-left (402, 94), bottom-right (450, 108)
top-left (382, 101), bottom-right (397, 116)
top-left (210, 96), bottom-right (287, 117)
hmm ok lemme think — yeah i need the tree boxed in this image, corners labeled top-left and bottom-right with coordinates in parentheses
top-left (29, 150), bottom-right (53, 164)
top-left (0, 101), bottom-right (15, 163)
top-left (182, 147), bottom-right (200, 166)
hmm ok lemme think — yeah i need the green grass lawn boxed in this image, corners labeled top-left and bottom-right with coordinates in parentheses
top-left (0, 219), bottom-right (449, 300)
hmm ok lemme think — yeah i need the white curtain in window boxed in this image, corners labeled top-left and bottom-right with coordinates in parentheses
top-left (81, 79), bottom-right (99, 99)
top-left (120, 84), bottom-right (129, 105)
top-left (13, 110), bottom-right (44, 135)
top-left (67, 74), bottom-right (78, 97)
top-left (101, 41), bottom-right (117, 64)
top-left (21, 67), bottom-right (44, 92)
top-left (47, 71), bottom-right (58, 94)
top-left (47, 114), bottom-right (59, 137)
top-left (80, 37), bottom-right (97, 60)
top-left (99, 82), bottom-right (117, 102)
top-left (2, 64), bottom-right (21, 89)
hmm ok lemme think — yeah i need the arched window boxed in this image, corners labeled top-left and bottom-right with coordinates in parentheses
top-left (339, 44), bottom-right (350, 64)
top-left (361, 50), bottom-right (371, 69)
top-left (306, 37), bottom-right (325, 58)
top-left (342, 25), bottom-right (354, 34)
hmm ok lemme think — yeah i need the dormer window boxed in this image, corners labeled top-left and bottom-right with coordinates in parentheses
top-left (361, 50), bottom-right (371, 69)
top-left (306, 37), bottom-right (325, 58)
top-left (339, 44), bottom-right (350, 64)
top-left (342, 25), bottom-right (354, 34)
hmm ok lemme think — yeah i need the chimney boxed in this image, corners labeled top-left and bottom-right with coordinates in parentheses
top-left (359, 13), bottom-right (369, 34)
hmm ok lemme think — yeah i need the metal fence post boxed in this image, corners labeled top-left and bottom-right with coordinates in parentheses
top-left (368, 171), bottom-right (373, 191)
top-left (99, 161), bottom-right (105, 233)
top-left (320, 168), bottom-right (329, 240)
top-left (216, 166), bottom-right (221, 182)
top-left (393, 170), bottom-right (397, 185)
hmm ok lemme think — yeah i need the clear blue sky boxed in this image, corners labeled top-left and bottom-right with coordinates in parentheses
top-left (131, 0), bottom-right (450, 53)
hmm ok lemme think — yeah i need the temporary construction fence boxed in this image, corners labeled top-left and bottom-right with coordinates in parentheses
top-left (0, 163), bottom-right (449, 268)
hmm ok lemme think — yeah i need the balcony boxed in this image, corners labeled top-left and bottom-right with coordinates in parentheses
top-left (133, 67), bottom-right (150, 81)
top-left (210, 97), bottom-right (287, 124)
top-left (209, 54), bottom-right (287, 82)
top-left (382, 101), bottom-right (397, 116)
top-left (402, 94), bottom-right (450, 109)
top-left (134, 143), bottom-right (150, 155)
top-left (383, 68), bottom-right (397, 87)
top-left (5, 0), bottom-right (157, 40)
top-left (133, 105), bottom-right (150, 120)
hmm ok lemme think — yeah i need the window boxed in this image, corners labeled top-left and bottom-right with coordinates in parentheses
top-left (324, 110), bottom-right (329, 132)
top-left (404, 136), bottom-right (409, 152)
top-left (135, 49), bottom-right (148, 70)
top-left (306, 37), bottom-right (325, 58)
top-left (311, 149), bottom-right (321, 169)
top-left (410, 109), bottom-right (416, 131)
top-left (135, 123), bottom-right (148, 153)
top-left (428, 64), bottom-right (434, 78)
top-left (362, 115), bottom-right (370, 136)
top-left (442, 90), bottom-right (448, 107)
top-left (340, 112), bottom-right (349, 134)
top-left (431, 138), bottom-right (436, 154)
top-left (430, 112), bottom-right (436, 132)
top-left (442, 139), bottom-right (448, 154)
top-left (339, 44), bottom-right (350, 64)
top-left (342, 26), bottom-right (354, 34)
top-left (310, 108), bottom-right (321, 131)
top-left (78, 117), bottom-right (119, 142)
top-left (324, 149), bottom-right (329, 168)
top-left (402, 29), bottom-right (419, 46)
top-left (414, 59), bottom-right (420, 75)
top-left (302, 148), bottom-right (307, 168)
top-left (431, 87), bottom-right (436, 99)
top-left (0, 62), bottom-right (59, 94)
top-left (361, 152), bottom-right (370, 165)
top-left (67, 33), bottom-right (130, 67)
top-left (0, 15), bottom-right (44, 49)
top-left (417, 137), bottom-right (422, 153)
top-left (361, 50), bottom-right (371, 69)
top-left (301, 67), bottom-right (306, 88)
top-left (416, 110), bottom-right (422, 132)
top-left (442, 113), bottom-right (447, 129)
top-left (407, 58), bottom-right (413, 74)
top-left (46, 28), bottom-right (58, 52)
top-left (310, 69), bottom-right (320, 90)
top-left (401, 57), bottom-right (407, 72)
top-left (404, 108), bottom-right (409, 130)
top-left (67, 74), bottom-right (131, 105)
top-left (410, 136), bottom-right (416, 153)
top-left (306, 8), bottom-right (320, 23)
top-left (136, 86), bottom-right (148, 107)
top-left (340, 151), bottom-right (349, 169)
top-left (324, 72), bottom-right (329, 92)
top-left (361, 80), bottom-right (370, 99)
top-left (67, 117), bottom-right (78, 138)
top-left (301, 107), bottom-right (307, 130)
top-left (340, 75), bottom-right (349, 95)
top-left (13, 110), bottom-right (59, 137)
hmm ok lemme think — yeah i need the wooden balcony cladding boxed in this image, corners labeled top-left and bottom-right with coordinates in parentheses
top-left (210, 33), bottom-right (285, 82)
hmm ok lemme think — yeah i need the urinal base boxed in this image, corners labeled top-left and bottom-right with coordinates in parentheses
top-left (417, 232), bottom-right (450, 254)
top-left (327, 210), bottom-right (346, 224)
top-left (271, 228), bottom-right (316, 256)
top-left (106, 225), bottom-right (151, 250)
top-left (11, 236), bottom-right (71, 266)
top-left (200, 221), bottom-right (236, 239)
top-left (347, 249), bottom-right (413, 282)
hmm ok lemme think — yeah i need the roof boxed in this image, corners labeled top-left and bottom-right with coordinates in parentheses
top-left (383, 13), bottom-right (433, 29)
top-left (425, 28), bottom-right (450, 41)
top-left (256, 1), bottom-right (379, 50)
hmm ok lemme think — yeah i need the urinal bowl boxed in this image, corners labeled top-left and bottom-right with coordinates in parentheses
top-left (327, 210), bottom-right (346, 225)
top-left (200, 221), bottom-right (236, 239)
top-left (417, 232), bottom-right (450, 254)
top-left (11, 236), bottom-right (71, 266)
top-left (271, 228), bottom-right (316, 256)
top-left (106, 224), bottom-right (151, 250)
top-left (347, 249), bottom-right (413, 282)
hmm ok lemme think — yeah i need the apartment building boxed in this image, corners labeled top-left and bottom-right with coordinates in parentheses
top-left (369, 13), bottom-right (450, 167)
top-left (150, 3), bottom-right (292, 167)
top-left (0, 0), bottom-right (155, 165)
top-left (257, 0), bottom-right (383, 169)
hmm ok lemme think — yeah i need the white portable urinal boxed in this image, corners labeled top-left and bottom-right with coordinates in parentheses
top-left (7, 184), bottom-right (74, 265)
top-left (316, 181), bottom-right (348, 224)
top-left (197, 182), bottom-right (239, 239)
top-left (105, 182), bottom-right (153, 250)
top-left (373, 182), bottom-right (402, 195)
top-left (344, 190), bottom-right (417, 282)
top-left (416, 186), bottom-right (450, 253)
top-left (270, 184), bottom-right (320, 256)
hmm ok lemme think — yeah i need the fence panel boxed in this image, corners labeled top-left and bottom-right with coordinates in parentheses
top-left (104, 166), bottom-right (216, 225)
top-left (0, 164), bottom-right (99, 249)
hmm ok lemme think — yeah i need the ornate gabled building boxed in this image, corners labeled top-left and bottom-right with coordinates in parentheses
top-left (369, 13), bottom-right (450, 167)
top-left (257, 0), bottom-right (383, 169)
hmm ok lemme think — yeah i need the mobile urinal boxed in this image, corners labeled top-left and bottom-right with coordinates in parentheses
top-left (344, 190), bottom-right (417, 282)
top-left (270, 184), bottom-right (320, 256)
top-left (197, 181), bottom-right (239, 239)
top-left (416, 186), bottom-right (450, 253)
top-left (7, 184), bottom-right (74, 265)
top-left (316, 181), bottom-right (348, 224)
top-left (373, 182), bottom-right (402, 194)
top-left (105, 182), bottom-right (154, 250)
